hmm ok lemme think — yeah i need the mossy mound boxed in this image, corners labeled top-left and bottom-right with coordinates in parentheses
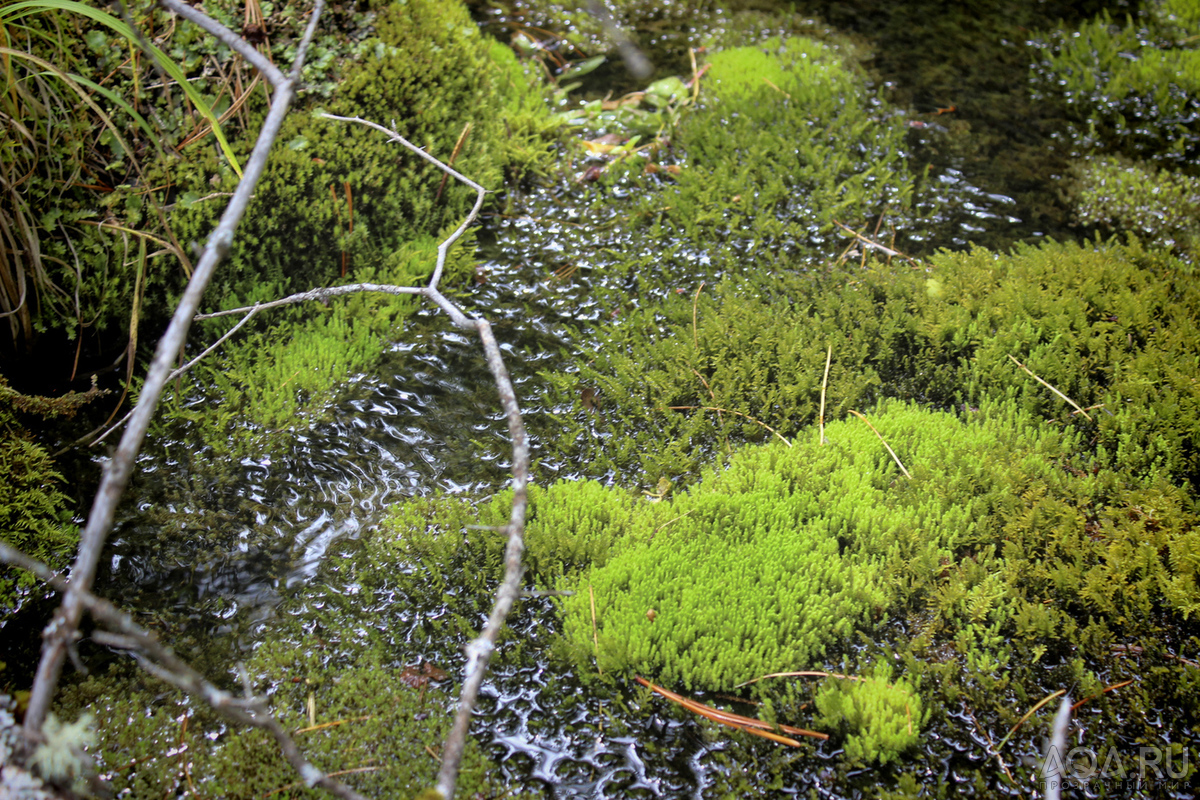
top-left (553, 400), bottom-right (1080, 691)
top-left (651, 35), bottom-right (912, 258)
top-left (1066, 155), bottom-right (1200, 262)
top-left (544, 237), bottom-right (1200, 490)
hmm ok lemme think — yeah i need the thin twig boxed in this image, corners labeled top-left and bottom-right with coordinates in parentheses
top-left (306, 117), bottom-right (527, 800)
top-left (1007, 354), bottom-right (1093, 421)
top-left (635, 676), bottom-right (828, 743)
top-left (25, 0), bottom-right (327, 738)
top-left (833, 219), bottom-right (912, 261)
top-left (847, 409), bottom-right (911, 478)
top-left (91, 305), bottom-right (264, 446)
top-left (317, 113), bottom-right (488, 291)
top-left (589, 585), bottom-right (602, 674)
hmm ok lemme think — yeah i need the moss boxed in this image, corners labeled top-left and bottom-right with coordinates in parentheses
top-left (1065, 155), bottom-right (1200, 262)
top-left (1033, 0), bottom-right (1200, 166)
top-left (58, 654), bottom-right (525, 799)
top-left (544, 238), bottom-right (1200, 491)
top-left (814, 665), bottom-right (926, 765)
top-left (649, 36), bottom-right (912, 258)
top-left (0, 377), bottom-right (80, 612)
top-left (550, 401), bottom-right (1070, 690)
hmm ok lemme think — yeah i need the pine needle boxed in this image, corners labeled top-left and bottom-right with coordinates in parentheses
top-left (848, 410), bottom-right (911, 478)
top-left (635, 676), bottom-right (828, 743)
top-left (1007, 354), bottom-right (1093, 421)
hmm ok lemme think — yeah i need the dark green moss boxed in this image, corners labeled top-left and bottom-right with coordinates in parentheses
top-left (0, 377), bottom-right (82, 612)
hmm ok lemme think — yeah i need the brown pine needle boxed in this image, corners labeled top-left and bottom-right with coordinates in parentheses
top-left (996, 689), bottom-right (1065, 750)
top-left (669, 405), bottom-right (791, 447)
top-left (635, 676), bottom-right (828, 742)
top-left (847, 410), bottom-right (911, 478)
top-left (1071, 679), bottom-right (1134, 712)
top-left (1007, 355), bottom-right (1092, 421)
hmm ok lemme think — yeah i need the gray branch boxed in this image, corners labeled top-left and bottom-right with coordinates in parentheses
top-left (24, 0), bottom-right (326, 754)
top-left (161, 0), bottom-right (286, 86)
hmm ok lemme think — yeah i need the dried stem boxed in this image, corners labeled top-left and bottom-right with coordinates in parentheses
top-left (1007, 354), bottom-right (1093, 421)
top-left (847, 409), bottom-right (911, 478)
top-left (668, 405), bottom-right (791, 447)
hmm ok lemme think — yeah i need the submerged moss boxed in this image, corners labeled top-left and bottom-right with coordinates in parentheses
top-left (0, 377), bottom-right (81, 612)
top-left (651, 35), bottom-right (913, 258)
top-left (1034, 0), bottom-right (1200, 166)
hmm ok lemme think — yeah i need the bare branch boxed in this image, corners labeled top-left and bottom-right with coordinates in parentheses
top-left (317, 113), bottom-right (489, 289)
top-left (195, 285), bottom-right (421, 320)
top-left (436, 318), bottom-right (529, 799)
top-left (160, 0), bottom-right (286, 87)
top-left (25, 0), bottom-right (327, 742)
top-left (91, 305), bottom-right (265, 447)
top-left (304, 116), bottom-right (529, 800)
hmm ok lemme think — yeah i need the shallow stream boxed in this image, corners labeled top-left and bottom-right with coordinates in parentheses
top-left (25, 0), bottom-right (1196, 796)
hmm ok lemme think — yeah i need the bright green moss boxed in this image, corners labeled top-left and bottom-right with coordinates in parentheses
top-left (555, 401), bottom-right (1089, 691)
top-left (657, 36), bottom-right (912, 253)
top-left (814, 665), bottom-right (927, 765)
top-left (1035, 0), bottom-right (1200, 165)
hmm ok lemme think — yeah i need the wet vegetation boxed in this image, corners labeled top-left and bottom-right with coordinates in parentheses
top-left (5, 0), bottom-right (1200, 797)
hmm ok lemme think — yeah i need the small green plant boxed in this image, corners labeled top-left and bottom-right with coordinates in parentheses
top-left (814, 665), bottom-right (926, 765)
